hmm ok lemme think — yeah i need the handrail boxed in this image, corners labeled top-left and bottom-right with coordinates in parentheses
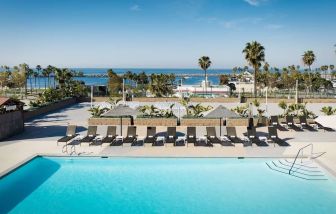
top-left (289, 144), bottom-right (313, 175)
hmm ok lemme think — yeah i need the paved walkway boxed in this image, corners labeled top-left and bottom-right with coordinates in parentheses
top-left (1, 103), bottom-right (336, 177)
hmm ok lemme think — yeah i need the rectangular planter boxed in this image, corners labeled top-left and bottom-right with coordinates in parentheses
top-left (24, 98), bottom-right (77, 121)
top-left (134, 118), bottom-right (177, 126)
top-left (180, 118), bottom-right (222, 126)
top-left (88, 117), bottom-right (132, 125)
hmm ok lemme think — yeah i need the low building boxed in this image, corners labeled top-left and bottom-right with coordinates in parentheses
top-left (0, 97), bottom-right (24, 113)
top-left (175, 83), bottom-right (230, 97)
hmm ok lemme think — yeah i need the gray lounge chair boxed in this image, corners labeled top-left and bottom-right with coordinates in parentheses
top-left (206, 127), bottom-right (233, 146)
top-left (286, 116), bottom-right (302, 131)
top-left (270, 116), bottom-right (287, 131)
top-left (165, 127), bottom-right (177, 145)
top-left (187, 127), bottom-right (197, 146)
top-left (124, 126), bottom-right (138, 146)
top-left (145, 127), bottom-right (159, 146)
top-left (57, 125), bottom-right (77, 145)
top-left (299, 116), bottom-right (316, 131)
top-left (247, 127), bottom-right (268, 146)
top-left (101, 126), bottom-right (117, 144)
top-left (268, 126), bottom-right (290, 146)
top-left (80, 126), bottom-right (98, 144)
top-left (226, 127), bottom-right (250, 146)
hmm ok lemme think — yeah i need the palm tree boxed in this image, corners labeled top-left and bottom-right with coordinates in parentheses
top-left (198, 56), bottom-right (212, 96)
top-left (33, 71), bottom-right (39, 93)
top-left (36, 65), bottom-right (42, 90)
top-left (19, 63), bottom-right (30, 95)
top-left (242, 41), bottom-right (265, 97)
top-left (42, 69), bottom-right (48, 89)
top-left (302, 50), bottom-right (315, 92)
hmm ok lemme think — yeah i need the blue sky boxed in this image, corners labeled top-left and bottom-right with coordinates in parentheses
top-left (0, 0), bottom-right (335, 68)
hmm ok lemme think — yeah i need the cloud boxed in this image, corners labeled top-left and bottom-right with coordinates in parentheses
top-left (265, 24), bottom-right (283, 30)
top-left (220, 17), bottom-right (263, 29)
top-left (244, 0), bottom-right (267, 7)
top-left (130, 4), bottom-right (141, 11)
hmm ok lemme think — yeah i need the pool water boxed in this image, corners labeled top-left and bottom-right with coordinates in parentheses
top-left (1, 157), bottom-right (336, 214)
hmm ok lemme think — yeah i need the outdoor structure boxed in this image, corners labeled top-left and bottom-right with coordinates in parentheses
top-left (175, 84), bottom-right (230, 97)
top-left (0, 97), bottom-right (25, 141)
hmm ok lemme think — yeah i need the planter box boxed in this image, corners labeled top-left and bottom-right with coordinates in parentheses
top-left (88, 117), bottom-right (132, 125)
top-left (134, 118), bottom-right (177, 126)
top-left (180, 118), bottom-right (222, 126)
top-left (24, 98), bottom-right (77, 121)
top-left (226, 118), bottom-right (257, 127)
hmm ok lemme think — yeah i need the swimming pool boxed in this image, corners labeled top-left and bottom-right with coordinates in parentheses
top-left (1, 157), bottom-right (335, 213)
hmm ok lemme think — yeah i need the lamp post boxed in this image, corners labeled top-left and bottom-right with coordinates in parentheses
top-left (122, 78), bottom-right (125, 105)
top-left (90, 85), bottom-right (93, 108)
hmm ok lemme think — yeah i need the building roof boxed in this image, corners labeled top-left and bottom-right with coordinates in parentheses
top-left (101, 104), bottom-right (138, 117)
top-left (205, 105), bottom-right (240, 118)
top-left (0, 97), bottom-right (10, 106)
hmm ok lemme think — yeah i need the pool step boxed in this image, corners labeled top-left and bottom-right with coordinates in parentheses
top-left (265, 159), bottom-right (327, 181)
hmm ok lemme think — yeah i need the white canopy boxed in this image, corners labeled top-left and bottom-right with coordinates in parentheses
top-left (315, 115), bottom-right (336, 130)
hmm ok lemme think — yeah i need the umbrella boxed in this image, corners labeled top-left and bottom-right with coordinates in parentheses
top-left (205, 105), bottom-right (240, 135)
top-left (315, 115), bottom-right (336, 130)
top-left (101, 105), bottom-right (138, 135)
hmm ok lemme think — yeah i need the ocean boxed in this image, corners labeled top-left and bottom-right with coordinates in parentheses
top-left (26, 68), bottom-right (232, 88)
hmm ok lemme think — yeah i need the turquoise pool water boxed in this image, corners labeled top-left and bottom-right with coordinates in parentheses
top-left (1, 157), bottom-right (336, 214)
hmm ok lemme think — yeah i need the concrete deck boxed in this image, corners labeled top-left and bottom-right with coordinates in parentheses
top-left (1, 102), bottom-right (336, 177)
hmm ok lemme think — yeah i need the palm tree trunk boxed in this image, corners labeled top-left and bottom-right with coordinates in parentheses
top-left (254, 67), bottom-right (257, 97)
top-left (30, 77), bottom-right (33, 94)
top-left (35, 77), bottom-right (37, 94)
top-left (204, 69), bottom-right (207, 96)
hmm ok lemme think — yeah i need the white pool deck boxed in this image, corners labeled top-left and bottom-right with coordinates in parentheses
top-left (1, 102), bottom-right (336, 177)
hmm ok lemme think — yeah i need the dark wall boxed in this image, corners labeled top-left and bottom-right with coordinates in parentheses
top-left (0, 111), bottom-right (24, 141)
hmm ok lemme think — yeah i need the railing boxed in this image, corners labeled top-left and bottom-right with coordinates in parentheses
top-left (289, 144), bottom-right (313, 175)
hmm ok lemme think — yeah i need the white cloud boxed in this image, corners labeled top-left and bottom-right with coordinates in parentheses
top-left (220, 17), bottom-right (263, 29)
top-left (130, 4), bottom-right (141, 11)
top-left (244, 0), bottom-right (267, 7)
top-left (265, 24), bottom-right (283, 30)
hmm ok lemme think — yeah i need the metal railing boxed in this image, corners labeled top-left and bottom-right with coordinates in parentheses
top-left (289, 144), bottom-right (313, 175)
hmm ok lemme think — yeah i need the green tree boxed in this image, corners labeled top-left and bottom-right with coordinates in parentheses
top-left (302, 50), bottom-right (315, 92)
top-left (107, 69), bottom-right (122, 96)
top-left (198, 56), bottom-right (212, 96)
top-left (242, 41), bottom-right (265, 97)
top-left (149, 74), bottom-right (175, 97)
top-left (36, 65), bottom-right (42, 90)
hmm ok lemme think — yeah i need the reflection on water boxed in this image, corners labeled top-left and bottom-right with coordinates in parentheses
top-left (0, 157), bottom-right (60, 213)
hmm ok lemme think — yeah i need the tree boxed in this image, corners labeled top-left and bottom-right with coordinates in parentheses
top-left (107, 69), bottom-right (122, 96)
top-left (19, 63), bottom-right (30, 95)
top-left (198, 56), bottom-right (212, 96)
top-left (33, 71), bottom-right (39, 93)
top-left (36, 65), bottom-right (42, 90)
top-left (149, 74), bottom-right (175, 97)
top-left (219, 74), bottom-right (230, 85)
top-left (242, 41), bottom-right (265, 97)
top-left (302, 50), bottom-right (315, 92)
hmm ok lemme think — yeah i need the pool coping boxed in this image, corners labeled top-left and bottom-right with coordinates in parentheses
top-left (2, 153), bottom-right (331, 179)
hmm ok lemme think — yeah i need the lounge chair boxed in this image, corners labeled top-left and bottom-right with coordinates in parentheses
top-left (206, 127), bottom-right (233, 146)
top-left (247, 127), bottom-right (268, 146)
top-left (314, 121), bottom-right (335, 132)
top-left (123, 126), bottom-right (138, 146)
top-left (186, 127), bottom-right (197, 146)
top-left (268, 126), bottom-right (290, 147)
top-left (80, 126), bottom-right (98, 144)
top-left (270, 116), bottom-right (287, 131)
top-left (101, 126), bottom-right (117, 144)
top-left (299, 116), bottom-right (316, 131)
top-left (165, 127), bottom-right (179, 146)
top-left (286, 116), bottom-right (302, 131)
top-left (144, 127), bottom-right (159, 146)
top-left (226, 127), bottom-right (251, 146)
top-left (57, 125), bottom-right (77, 145)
